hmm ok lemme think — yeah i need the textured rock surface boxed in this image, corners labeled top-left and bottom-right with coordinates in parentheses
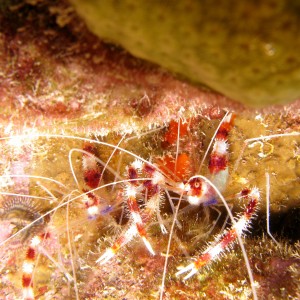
top-left (70, 0), bottom-right (300, 106)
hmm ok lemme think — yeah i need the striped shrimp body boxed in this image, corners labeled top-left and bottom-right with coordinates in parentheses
top-left (91, 113), bottom-right (261, 299)
top-left (0, 134), bottom-right (120, 299)
top-left (97, 113), bottom-right (236, 260)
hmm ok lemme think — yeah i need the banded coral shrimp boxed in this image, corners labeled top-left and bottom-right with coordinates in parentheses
top-left (0, 127), bottom-right (175, 298)
top-left (0, 132), bottom-right (127, 299)
top-left (0, 112), bottom-right (299, 299)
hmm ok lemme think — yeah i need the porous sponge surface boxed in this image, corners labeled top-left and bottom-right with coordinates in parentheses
top-left (71, 0), bottom-right (300, 106)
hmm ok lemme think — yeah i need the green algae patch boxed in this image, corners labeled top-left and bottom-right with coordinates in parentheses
top-left (70, 0), bottom-right (300, 106)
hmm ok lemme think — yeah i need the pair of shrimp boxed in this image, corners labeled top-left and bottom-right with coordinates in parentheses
top-left (0, 112), bottom-right (299, 299)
